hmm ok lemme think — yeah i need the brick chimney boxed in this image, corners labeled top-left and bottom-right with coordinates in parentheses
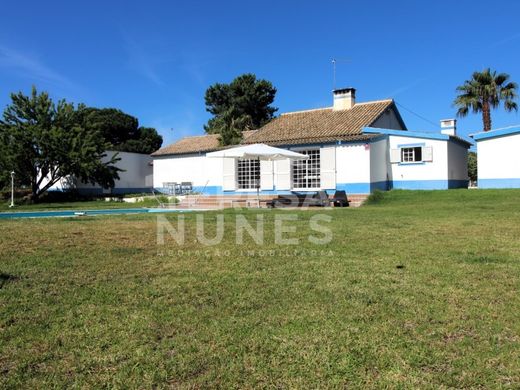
top-left (440, 119), bottom-right (457, 136)
top-left (333, 87), bottom-right (356, 110)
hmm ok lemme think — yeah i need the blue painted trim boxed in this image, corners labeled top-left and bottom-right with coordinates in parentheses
top-left (397, 142), bottom-right (425, 148)
top-left (276, 136), bottom-right (388, 150)
top-left (472, 127), bottom-right (520, 141)
top-left (392, 179), bottom-right (468, 190)
top-left (275, 139), bottom-right (373, 150)
top-left (477, 178), bottom-right (520, 188)
top-left (370, 181), bottom-right (391, 192)
top-left (364, 127), bottom-right (472, 147)
top-left (448, 179), bottom-right (470, 189)
top-left (156, 179), bottom-right (470, 196)
top-left (274, 142), bottom-right (332, 149)
top-left (364, 127), bottom-right (448, 140)
top-left (398, 162), bottom-right (426, 166)
top-left (192, 185), bottom-right (221, 195)
top-left (335, 183), bottom-right (371, 194)
top-left (365, 134), bottom-right (387, 143)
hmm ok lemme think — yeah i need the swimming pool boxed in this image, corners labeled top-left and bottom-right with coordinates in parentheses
top-left (0, 208), bottom-right (197, 220)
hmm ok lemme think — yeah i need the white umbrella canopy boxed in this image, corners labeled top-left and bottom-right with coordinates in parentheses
top-left (206, 143), bottom-right (308, 161)
top-left (207, 143), bottom-right (308, 208)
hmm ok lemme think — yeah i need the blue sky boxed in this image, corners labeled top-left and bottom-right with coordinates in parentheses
top-left (1, 0), bottom-right (519, 148)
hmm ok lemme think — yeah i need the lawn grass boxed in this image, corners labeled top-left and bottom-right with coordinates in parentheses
top-left (1, 189), bottom-right (519, 388)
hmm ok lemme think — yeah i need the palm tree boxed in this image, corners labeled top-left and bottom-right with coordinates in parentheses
top-left (454, 68), bottom-right (518, 131)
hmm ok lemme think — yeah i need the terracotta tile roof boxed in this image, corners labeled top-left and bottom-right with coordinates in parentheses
top-left (152, 99), bottom-right (405, 156)
top-left (243, 99), bottom-right (404, 146)
top-left (152, 130), bottom-right (257, 156)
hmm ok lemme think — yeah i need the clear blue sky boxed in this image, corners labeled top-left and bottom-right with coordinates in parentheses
top-left (1, 0), bottom-right (519, 147)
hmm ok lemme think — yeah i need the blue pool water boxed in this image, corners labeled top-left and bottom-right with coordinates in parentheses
top-left (0, 208), bottom-right (194, 220)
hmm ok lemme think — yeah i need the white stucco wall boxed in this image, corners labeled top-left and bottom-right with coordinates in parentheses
top-left (477, 132), bottom-right (520, 187)
top-left (46, 151), bottom-right (153, 194)
top-left (76, 151), bottom-right (153, 193)
top-left (370, 137), bottom-right (390, 186)
top-left (152, 133), bottom-right (469, 195)
top-left (388, 135), bottom-right (449, 189)
top-left (153, 143), bottom-right (374, 194)
top-left (336, 143), bottom-right (371, 185)
top-left (153, 153), bottom-right (224, 193)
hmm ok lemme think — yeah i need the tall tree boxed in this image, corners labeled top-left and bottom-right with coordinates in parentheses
top-left (81, 108), bottom-right (163, 154)
top-left (115, 127), bottom-right (163, 154)
top-left (82, 108), bottom-right (139, 146)
top-left (204, 73), bottom-right (277, 145)
top-left (454, 68), bottom-right (518, 131)
top-left (0, 87), bottom-right (120, 201)
top-left (0, 137), bottom-right (9, 190)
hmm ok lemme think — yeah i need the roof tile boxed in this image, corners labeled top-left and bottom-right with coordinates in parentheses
top-left (152, 100), bottom-right (404, 155)
top-left (243, 100), bottom-right (400, 145)
top-left (151, 130), bottom-right (257, 156)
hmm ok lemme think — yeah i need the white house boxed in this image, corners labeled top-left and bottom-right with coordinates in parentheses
top-left (471, 126), bottom-right (520, 188)
top-left (152, 88), bottom-right (471, 195)
top-left (48, 151), bottom-right (154, 195)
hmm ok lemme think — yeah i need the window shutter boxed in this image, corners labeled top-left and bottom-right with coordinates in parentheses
top-left (275, 159), bottom-right (291, 190)
top-left (390, 148), bottom-right (401, 163)
top-left (422, 146), bottom-right (433, 162)
top-left (222, 158), bottom-right (236, 191)
top-left (260, 160), bottom-right (273, 190)
top-left (320, 146), bottom-right (336, 189)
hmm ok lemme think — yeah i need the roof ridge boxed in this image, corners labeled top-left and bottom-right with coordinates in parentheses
top-left (355, 98), bottom-right (394, 105)
top-left (279, 99), bottom-right (394, 116)
top-left (179, 133), bottom-right (219, 140)
top-left (179, 129), bottom-right (257, 139)
top-left (281, 107), bottom-right (331, 116)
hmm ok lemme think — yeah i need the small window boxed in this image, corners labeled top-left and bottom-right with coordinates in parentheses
top-left (237, 158), bottom-right (260, 189)
top-left (401, 147), bottom-right (422, 163)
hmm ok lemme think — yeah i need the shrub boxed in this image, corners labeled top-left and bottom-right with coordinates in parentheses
top-left (366, 190), bottom-right (386, 204)
top-left (36, 190), bottom-right (93, 203)
top-left (468, 151), bottom-right (477, 183)
top-left (0, 188), bottom-right (31, 200)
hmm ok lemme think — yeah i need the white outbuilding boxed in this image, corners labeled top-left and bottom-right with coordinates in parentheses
top-left (471, 126), bottom-right (520, 188)
top-left (47, 151), bottom-right (154, 195)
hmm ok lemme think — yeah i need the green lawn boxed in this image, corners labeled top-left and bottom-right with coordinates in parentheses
top-left (1, 190), bottom-right (519, 388)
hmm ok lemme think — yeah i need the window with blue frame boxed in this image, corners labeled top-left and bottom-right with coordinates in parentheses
top-left (401, 146), bottom-right (422, 162)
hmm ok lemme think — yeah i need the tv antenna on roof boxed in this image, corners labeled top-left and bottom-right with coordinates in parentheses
top-left (332, 58), bottom-right (351, 89)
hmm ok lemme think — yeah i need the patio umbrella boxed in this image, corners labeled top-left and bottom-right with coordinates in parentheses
top-left (207, 143), bottom-right (308, 206)
top-left (206, 143), bottom-right (309, 160)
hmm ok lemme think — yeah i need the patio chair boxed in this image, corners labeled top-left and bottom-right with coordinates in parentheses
top-left (180, 181), bottom-right (193, 194)
top-left (163, 182), bottom-right (177, 195)
top-left (331, 190), bottom-right (349, 207)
